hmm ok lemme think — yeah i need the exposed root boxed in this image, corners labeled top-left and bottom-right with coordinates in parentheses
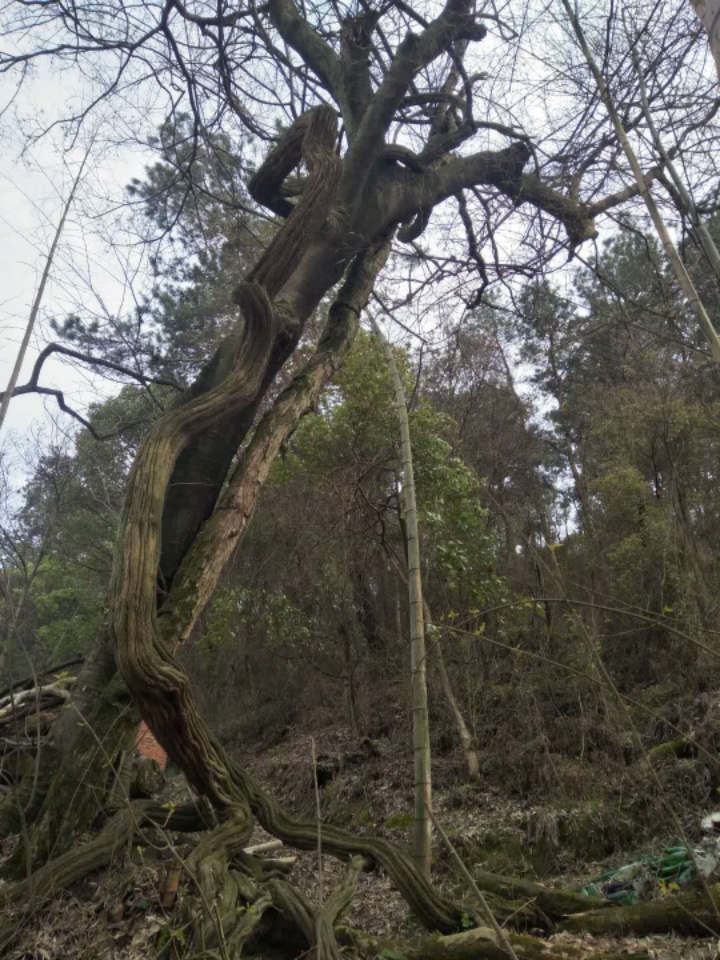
top-left (182, 816), bottom-right (255, 955)
top-left (221, 758), bottom-right (586, 934)
top-left (0, 798), bottom-right (212, 953)
top-left (233, 756), bottom-right (468, 932)
top-left (164, 827), bottom-right (366, 960)
top-left (267, 855), bottom-right (367, 960)
top-left (9, 795), bottom-right (708, 960)
top-left (323, 855), bottom-right (368, 923)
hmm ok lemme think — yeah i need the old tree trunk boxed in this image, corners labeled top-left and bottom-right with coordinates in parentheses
top-left (690, 0), bottom-right (720, 80)
top-left (2, 0), bottom-right (703, 956)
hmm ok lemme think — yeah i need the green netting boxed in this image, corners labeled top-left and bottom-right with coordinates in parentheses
top-left (577, 845), bottom-right (702, 905)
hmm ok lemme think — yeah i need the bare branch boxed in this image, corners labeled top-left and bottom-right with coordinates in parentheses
top-left (338, 0), bottom-right (487, 205)
top-left (267, 0), bottom-right (343, 99)
top-left (0, 142), bottom-right (92, 434)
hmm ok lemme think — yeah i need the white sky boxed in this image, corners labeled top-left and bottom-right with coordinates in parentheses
top-left (0, 67), bottom-right (153, 482)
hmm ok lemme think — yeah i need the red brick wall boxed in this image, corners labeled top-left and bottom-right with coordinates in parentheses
top-left (135, 721), bottom-right (168, 769)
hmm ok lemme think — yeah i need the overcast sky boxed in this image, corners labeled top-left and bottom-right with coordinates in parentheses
top-left (0, 66), bottom-right (153, 486)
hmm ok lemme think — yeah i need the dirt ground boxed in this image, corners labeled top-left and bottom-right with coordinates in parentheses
top-left (3, 727), bottom-right (720, 960)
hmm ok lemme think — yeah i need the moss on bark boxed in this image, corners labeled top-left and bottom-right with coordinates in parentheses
top-left (338, 926), bottom-right (649, 960)
top-left (1, 674), bottom-right (139, 879)
top-left (561, 884), bottom-right (720, 937)
top-left (0, 639), bottom-right (136, 886)
top-left (470, 867), bottom-right (609, 920)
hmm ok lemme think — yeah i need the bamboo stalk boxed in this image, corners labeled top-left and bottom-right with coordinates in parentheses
top-left (371, 317), bottom-right (432, 879)
top-left (632, 46), bottom-right (720, 287)
top-left (0, 142), bottom-right (93, 433)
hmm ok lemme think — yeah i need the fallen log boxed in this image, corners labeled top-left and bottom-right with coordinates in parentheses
top-left (0, 683), bottom-right (70, 720)
top-left (471, 868), bottom-right (609, 921)
top-left (338, 925), bottom-right (649, 960)
top-left (0, 656), bottom-right (84, 701)
top-left (561, 883), bottom-right (720, 937)
top-left (648, 738), bottom-right (696, 762)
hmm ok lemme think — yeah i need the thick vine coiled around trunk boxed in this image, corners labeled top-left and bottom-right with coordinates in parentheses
top-left (109, 106), bottom-right (468, 937)
top-left (111, 106), bottom-right (342, 816)
top-left (111, 279), bottom-right (275, 818)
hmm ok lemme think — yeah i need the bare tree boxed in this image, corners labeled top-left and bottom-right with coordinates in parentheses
top-left (1, 0), bottom-right (720, 954)
top-left (560, 0), bottom-right (720, 361)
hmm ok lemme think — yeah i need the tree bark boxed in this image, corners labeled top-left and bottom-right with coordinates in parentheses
top-left (338, 925), bottom-right (649, 960)
top-left (690, 0), bottom-right (720, 81)
top-left (101, 104), bottom-right (470, 930)
top-left (562, 883), bottom-right (720, 937)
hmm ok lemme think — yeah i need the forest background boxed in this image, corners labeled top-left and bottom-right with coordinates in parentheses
top-left (2, 0), bottom-right (720, 957)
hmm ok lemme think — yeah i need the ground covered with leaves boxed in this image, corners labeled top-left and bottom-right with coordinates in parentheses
top-left (4, 725), bottom-right (720, 960)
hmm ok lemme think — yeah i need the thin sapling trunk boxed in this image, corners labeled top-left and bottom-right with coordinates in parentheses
top-left (371, 316), bottom-right (432, 879)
